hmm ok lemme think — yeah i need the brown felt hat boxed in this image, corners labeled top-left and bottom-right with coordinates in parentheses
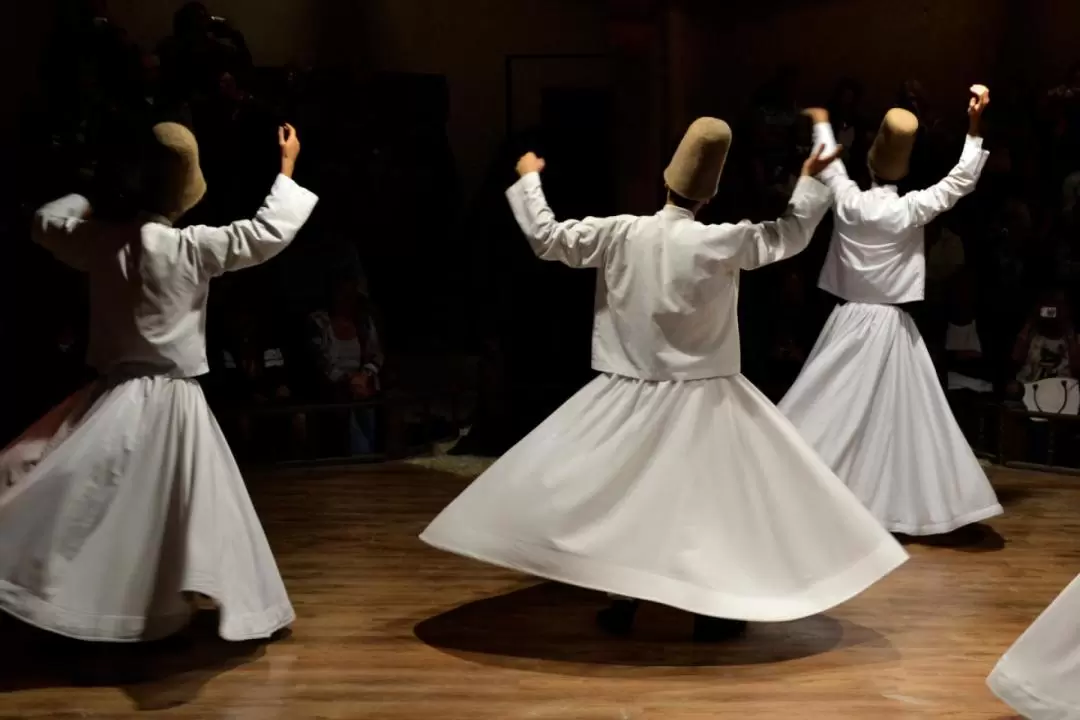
top-left (144, 122), bottom-right (207, 220)
top-left (868, 108), bottom-right (919, 183)
top-left (664, 118), bottom-right (732, 203)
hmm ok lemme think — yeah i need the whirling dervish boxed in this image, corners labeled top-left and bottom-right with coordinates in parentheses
top-left (0, 121), bottom-right (317, 645)
top-left (779, 86), bottom-right (1003, 537)
top-left (421, 116), bottom-right (908, 641)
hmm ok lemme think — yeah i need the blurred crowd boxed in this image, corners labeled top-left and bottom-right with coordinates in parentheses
top-left (5, 0), bottom-right (463, 460)
top-left (6, 1), bottom-right (1080, 467)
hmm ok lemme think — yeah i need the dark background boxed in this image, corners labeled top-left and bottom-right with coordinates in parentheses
top-left (4, 0), bottom-right (1080, 458)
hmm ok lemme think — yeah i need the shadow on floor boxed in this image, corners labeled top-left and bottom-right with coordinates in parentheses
top-left (412, 581), bottom-right (896, 674)
top-left (0, 611), bottom-right (272, 711)
top-left (896, 522), bottom-right (1006, 553)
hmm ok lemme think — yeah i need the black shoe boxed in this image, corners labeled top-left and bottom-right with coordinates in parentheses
top-left (692, 615), bottom-right (748, 643)
top-left (596, 599), bottom-right (640, 636)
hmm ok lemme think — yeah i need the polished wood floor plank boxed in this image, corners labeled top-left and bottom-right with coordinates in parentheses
top-left (0, 463), bottom-right (1074, 719)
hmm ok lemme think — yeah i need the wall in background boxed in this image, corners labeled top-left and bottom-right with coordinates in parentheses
top-left (1014, 0), bottom-right (1079, 83)
top-left (672, 0), bottom-right (1010, 135)
top-left (4, 4), bottom-right (56, 156)
top-left (106, 0), bottom-right (608, 199)
top-left (108, 0), bottom-right (320, 66)
top-left (349, 0), bottom-right (608, 198)
top-left (53, 0), bottom-right (1080, 202)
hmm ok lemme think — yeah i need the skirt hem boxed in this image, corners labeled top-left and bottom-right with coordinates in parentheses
top-left (779, 303), bottom-right (1001, 535)
top-left (419, 526), bottom-right (908, 622)
top-left (988, 663), bottom-right (1078, 720)
top-left (887, 503), bottom-right (1003, 536)
top-left (0, 577), bottom-right (294, 643)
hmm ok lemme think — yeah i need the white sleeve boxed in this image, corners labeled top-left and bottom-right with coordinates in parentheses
top-left (505, 172), bottom-right (628, 269)
top-left (702, 175), bottom-right (832, 271)
top-left (905, 136), bottom-right (989, 227)
top-left (185, 174), bottom-right (319, 278)
top-left (812, 122), bottom-right (860, 206)
top-left (32, 194), bottom-right (100, 272)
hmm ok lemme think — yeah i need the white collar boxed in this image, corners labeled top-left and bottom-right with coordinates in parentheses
top-left (660, 204), bottom-right (695, 219)
top-left (142, 211), bottom-right (173, 227)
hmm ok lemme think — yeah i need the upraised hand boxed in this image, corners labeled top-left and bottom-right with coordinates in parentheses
top-left (279, 123), bottom-right (301, 177)
top-left (802, 107), bottom-right (830, 125)
top-left (801, 143), bottom-right (845, 177)
top-left (516, 152), bottom-right (546, 178)
top-left (967, 84), bottom-right (990, 137)
top-left (969, 84), bottom-right (991, 117)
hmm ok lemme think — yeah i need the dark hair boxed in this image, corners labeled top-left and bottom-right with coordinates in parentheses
top-left (173, 2), bottom-right (208, 36)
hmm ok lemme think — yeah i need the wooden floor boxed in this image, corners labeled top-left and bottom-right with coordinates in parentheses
top-left (2, 462), bottom-right (1077, 719)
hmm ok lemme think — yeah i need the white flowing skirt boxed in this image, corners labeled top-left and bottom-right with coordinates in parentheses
top-left (988, 573), bottom-right (1080, 719)
top-left (421, 373), bottom-right (908, 621)
top-left (779, 303), bottom-right (1002, 536)
top-left (0, 375), bottom-right (294, 643)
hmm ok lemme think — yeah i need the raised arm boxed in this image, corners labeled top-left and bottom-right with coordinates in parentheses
top-left (33, 194), bottom-right (101, 272)
top-left (814, 125), bottom-right (861, 205)
top-left (186, 173), bottom-right (318, 277)
top-left (505, 153), bottom-right (630, 268)
top-left (905, 86), bottom-right (991, 227)
top-left (730, 176), bottom-right (832, 270)
top-left (803, 108), bottom-right (860, 206)
top-left (702, 145), bottom-right (837, 271)
top-left (187, 123), bottom-right (318, 277)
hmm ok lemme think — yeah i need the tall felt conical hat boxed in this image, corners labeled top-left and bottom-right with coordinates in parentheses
top-left (144, 122), bottom-right (207, 220)
top-left (664, 117), bottom-right (732, 202)
top-left (868, 108), bottom-right (919, 183)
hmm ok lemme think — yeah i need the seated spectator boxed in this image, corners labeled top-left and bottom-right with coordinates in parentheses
top-left (1012, 290), bottom-right (1079, 384)
top-left (212, 301), bottom-right (306, 459)
top-left (943, 272), bottom-right (998, 453)
top-left (1003, 290), bottom-right (1080, 466)
top-left (944, 272), bottom-right (991, 394)
top-left (1007, 290), bottom-right (1080, 423)
top-left (309, 277), bottom-right (384, 455)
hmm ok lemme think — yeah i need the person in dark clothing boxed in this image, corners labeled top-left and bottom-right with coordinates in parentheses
top-left (157, 2), bottom-right (252, 109)
top-left (210, 301), bottom-right (306, 460)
